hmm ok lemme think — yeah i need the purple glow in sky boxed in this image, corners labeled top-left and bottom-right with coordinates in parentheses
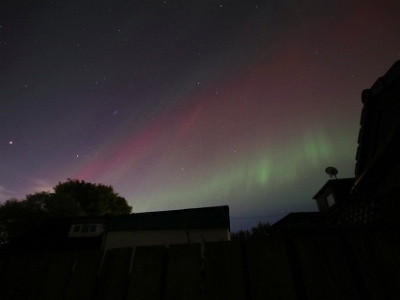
top-left (1, 1), bottom-right (400, 231)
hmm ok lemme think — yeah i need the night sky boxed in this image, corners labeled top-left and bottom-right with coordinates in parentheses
top-left (1, 1), bottom-right (400, 231)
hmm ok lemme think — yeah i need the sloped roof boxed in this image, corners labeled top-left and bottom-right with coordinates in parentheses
top-left (312, 178), bottom-right (354, 200)
top-left (269, 212), bottom-right (323, 234)
top-left (106, 205), bottom-right (230, 231)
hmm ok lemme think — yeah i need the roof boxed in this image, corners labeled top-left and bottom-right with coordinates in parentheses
top-left (313, 178), bottom-right (354, 200)
top-left (106, 205), bottom-right (230, 231)
top-left (0, 205), bottom-right (230, 254)
top-left (269, 212), bottom-right (323, 233)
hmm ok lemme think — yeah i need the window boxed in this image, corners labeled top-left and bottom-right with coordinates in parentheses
top-left (81, 224), bottom-right (90, 233)
top-left (89, 224), bottom-right (97, 232)
top-left (326, 193), bottom-right (335, 207)
top-left (69, 223), bottom-right (103, 237)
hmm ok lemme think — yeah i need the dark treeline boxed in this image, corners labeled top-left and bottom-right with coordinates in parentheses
top-left (0, 179), bottom-right (131, 243)
top-left (231, 222), bottom-right (270, 241)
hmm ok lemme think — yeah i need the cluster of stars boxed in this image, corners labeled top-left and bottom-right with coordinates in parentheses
top-left (1, 0), bottom-right (399, 232)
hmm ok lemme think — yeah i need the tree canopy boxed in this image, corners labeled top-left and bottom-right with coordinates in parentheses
top-left (0, 179), bottom-right (132, 243)
top-left (231, 222), bottom-right (270, 241)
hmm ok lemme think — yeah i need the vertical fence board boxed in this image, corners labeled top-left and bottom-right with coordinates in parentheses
top-left (0, 255), bottom-right (9, 294)
top-left (65, 249), bottom-right (103, 300)
top-left (0, 254), bottom-right (31, 299)
top-left (164, 243), bottom-right (201, 300)
top-left (204, 241), bottom-right (245, 300)
top-left (15, 253), bottom-right (53, 299)
top-left (246, 238), bottom-right (297, 300)
top-left (295, 234), bottom-right (360, 300)
top-left (0, 255), bottom-right (9, 281)
top-left (376, 232), bottom-right (400, 285)
top-left (95, 247), bottom-right (133, 300)
top-left (39, 251), bottom-right (78, 299)
top-left (127, 246), bottom-right (166, 300)
top-left (347, 232), bottom-right (400, 299)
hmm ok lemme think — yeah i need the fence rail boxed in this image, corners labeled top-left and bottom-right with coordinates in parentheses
top-left (1, 231), bottom-right (400, 299)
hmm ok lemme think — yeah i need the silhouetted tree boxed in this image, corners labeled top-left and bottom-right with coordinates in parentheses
top-left (53, 179), bottom-right (131, 216)
top-left (0, 179), bottom-right (132, 243)
top-left (0, 193), bottom-right (51, 244)
top-left (231, 222), bottom-right (270, 241)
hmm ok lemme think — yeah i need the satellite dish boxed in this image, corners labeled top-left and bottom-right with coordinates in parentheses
top-left (325, 166), bottom-right (338, 179)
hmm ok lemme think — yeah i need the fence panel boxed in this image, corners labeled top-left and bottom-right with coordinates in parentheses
top-left (204, 241), bottom-right (245, 300)
top-left (15, 253), bottom-right (53, 299)
top-left (95, 247), bottom-right (133, 300)
top-left (64, 249), bottom-right (103, 300)
top-left (347, 232), bottom-right (400, 299)
top-left (39, 251), bottom-right (78, 299)
top-left (376, 232), bottom-right (400, 284)
top-left (246, 238), bottom-right (297, 300)
top-left (127, 245), bottom-right (166, 300)
top-left (164, 243), bottom-right (201, 300)
top-left (295, 234), bottom-right (360, 300)
top-left (0, 254), bottom-right (9, 282)
top-left (2, 231), bottom-right (400, 299)
top-left (0, 254), bottom-right (32, 299)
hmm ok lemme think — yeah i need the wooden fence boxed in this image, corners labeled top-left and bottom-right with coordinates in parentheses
top-left (1, 230), bottom-right (400, 299)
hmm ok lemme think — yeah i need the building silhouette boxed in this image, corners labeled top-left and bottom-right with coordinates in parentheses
top-left (313, 60), bottom-right (400, 227)
top-left (0, 205), bottom-right (230, 254)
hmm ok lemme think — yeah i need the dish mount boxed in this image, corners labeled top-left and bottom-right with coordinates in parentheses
top-left (325, 166), bottom-right (338, 179)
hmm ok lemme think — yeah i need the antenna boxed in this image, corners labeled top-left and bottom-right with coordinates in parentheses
top-left (325, 166), bottom-right (338, 179)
